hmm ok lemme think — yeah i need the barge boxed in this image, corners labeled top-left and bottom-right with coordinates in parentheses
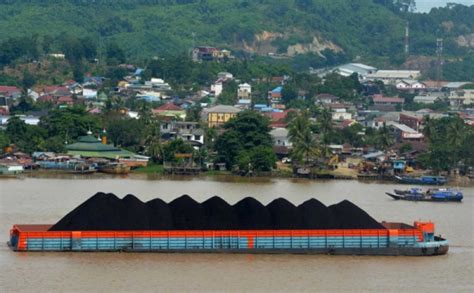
top-left (8, 221), bottom-right (448, 256)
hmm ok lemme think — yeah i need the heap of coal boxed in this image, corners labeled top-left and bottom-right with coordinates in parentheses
top-left (49, 193), bottom-right (385, 231)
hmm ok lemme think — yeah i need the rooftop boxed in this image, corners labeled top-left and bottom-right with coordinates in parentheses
top-left (206, 105), bottom-right (241, 114)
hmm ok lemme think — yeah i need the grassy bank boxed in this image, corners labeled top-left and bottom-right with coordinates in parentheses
top-left (133, 164), bottom-right (165, 174)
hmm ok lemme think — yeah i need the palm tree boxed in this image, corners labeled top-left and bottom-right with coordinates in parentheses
top-left (288, 113), bottom-right (320, 164)
top-left (376, 125), bottom-right (394, 151)
top-left (422, 115), bottom-right (433, 141)
top-left (144, 122), bottom-right (162, 163)
top-left (446, 116), bottom-right (466, 168)
top-left (318, 107), bottom-right (333, 144)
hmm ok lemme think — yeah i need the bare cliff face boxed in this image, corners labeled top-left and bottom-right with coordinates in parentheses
top-left (238, 31), bottom-right (343, 57)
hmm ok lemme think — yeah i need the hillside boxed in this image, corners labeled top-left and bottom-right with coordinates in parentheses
top-left (0, 0), bottom-right (473, 67)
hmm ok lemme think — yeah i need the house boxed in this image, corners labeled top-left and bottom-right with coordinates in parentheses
top-left (152, 103), bottom-right (186, 120)
top-left (372, 95), bottom-right (404, 105)
top-left (332, 108), bottom-right (352, 121)
top-left (160, 121), bottom-right (204, 147)
top-left (268, 86), bottom-right (283, 103)
top-left (192, 47), bottom-right (232, 62)
top-left (56, 96), bottom-right (74, 106)
top-left (315, 93), bottom-right (339, 105)
top-left (399, 113), bottom-right (423, 131)
top-left (449, 89), bottom-right (474, 107)
top-left (217, 72), bottom-right (234, 80)
top-left (236, 99), bottom-right (252, 110)
top-left (265, 109), bottom-right (296, 128)
top-left (37, 95), bottom-right (55, 103)
top-left (396, 79), bottom-right (426, 90)
top-left (82, 89), bottom-right (98, 99)
top-left (146, 78), bottom-right (172, 91)
top-left (270, 128), bottom-right (292, 147)
top-left (368, 70), bottom-right (421, 84)
top-left (203, 105), bottom-right (241, 127)
top-left (443, 82), bottom-right (471, 91)
top-left (238, 83), bottom-right (251, 99)
top-left (413, 94), bottom-right (443, 104)
top-left (211, 82), bottom-right (223, 97)
top-left (0, 86), bottom-right (21, 100)
top-left (388, 122), bottom-right (424, 142)
top-left (39, 86), bottom-right (71, 98)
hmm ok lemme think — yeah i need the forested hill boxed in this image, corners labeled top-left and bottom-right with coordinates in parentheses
top-left (0, 0), bottom-right (473, 65)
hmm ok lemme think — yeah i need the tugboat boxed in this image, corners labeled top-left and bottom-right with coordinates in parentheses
top-left (386, 187), bottom-right (463, 202)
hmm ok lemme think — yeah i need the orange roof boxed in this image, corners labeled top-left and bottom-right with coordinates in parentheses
top-left (153, 103), bottom-right (181, 112)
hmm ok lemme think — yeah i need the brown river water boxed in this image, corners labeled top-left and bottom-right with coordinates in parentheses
top-left (0, 175), bottom-right (473, 292)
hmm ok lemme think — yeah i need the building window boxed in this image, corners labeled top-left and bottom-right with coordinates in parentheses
top-left (195, 135), bottom-right (201, 141)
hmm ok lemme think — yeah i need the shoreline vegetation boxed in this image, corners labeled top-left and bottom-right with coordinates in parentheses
top-left (14, 163), bottom-right (474, 187)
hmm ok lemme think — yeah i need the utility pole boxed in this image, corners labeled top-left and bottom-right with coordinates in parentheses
top-left (436, 38), bottom-right (443, 89)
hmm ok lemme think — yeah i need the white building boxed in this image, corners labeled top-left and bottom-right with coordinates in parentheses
top-left (335, 63), bottom-right (377, 79)
top-left (449, 89), bottom-right (474, 107)
top-left (332, 109), bottom-right (352, 121)
top-left (270, 128), bottom-right (292, 147)
top-left (238, 83), bottom-right (252, 99)
top-left (211, 83), bottom-right (223, 97)
top-left (82, 89), bottom-right (98, 99)
top-left (396, 79), bottom-right (426, 90)
top-left (368, 70), bottom-right (421, 84)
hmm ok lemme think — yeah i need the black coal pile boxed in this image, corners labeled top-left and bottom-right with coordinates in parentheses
top-left (147, 198), bottom-right (173, 230)
top-left (328, 200), bottom-right (384, 229)
top-left (267, 198), bottom-right (301, 229)
top-left (169, 195), bottom-right (205, 230)
top-left (202, 196), bottom-right (238, 230)
top-left (298, 199), bottom-right (338, 229)
top-left (233, 197), bottom-right (271, 229)
top-left (49, 193), bottom-right (385, 231)
top-left (50, 192), bottom-right (124, 231)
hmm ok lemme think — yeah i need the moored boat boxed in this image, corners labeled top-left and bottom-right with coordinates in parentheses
top-left (394, 175), bottom-right (447, 185)
top-left (98, 162), bottom-right (130, 175)
top-left (386, 187), bottom-right (463, 202)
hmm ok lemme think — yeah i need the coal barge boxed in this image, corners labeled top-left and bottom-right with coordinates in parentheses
top-left (8, 194), bottom-right (449, 256)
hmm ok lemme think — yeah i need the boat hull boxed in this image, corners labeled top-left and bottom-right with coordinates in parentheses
top-left (386, 193), bottom-right (462, 202)
top-left (8, 224), bottom-right (448, 256)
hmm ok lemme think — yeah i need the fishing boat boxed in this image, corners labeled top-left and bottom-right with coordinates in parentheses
top-left (394, 175), bottom-right (447, 185)
top-left (386, 187), bottom-right (463, 202)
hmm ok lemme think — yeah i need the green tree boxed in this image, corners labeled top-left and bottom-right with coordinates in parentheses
top-left (288, 113), bottom-right (320, 164)
top-left (215, 110), bottom-right (274, 170)
top-left (376, 125), bottom-right (394, 151)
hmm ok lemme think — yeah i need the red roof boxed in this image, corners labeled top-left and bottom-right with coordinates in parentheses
top-left (38, 95), bottom-right (55, 103)
top-left (153, 103), bottom-right (181, 113)
top-left (372, 95), bottom-right (404, 104)
top-left (0, 86), bottom-right (21, 96)
top-left (57, 96), bottom-right (73, 104)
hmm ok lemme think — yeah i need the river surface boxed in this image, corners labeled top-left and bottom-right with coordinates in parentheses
top-left (1, 175), bottom-right (473, 292)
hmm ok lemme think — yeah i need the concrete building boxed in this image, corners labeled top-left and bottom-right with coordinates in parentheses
top-left (368, 70), bottom-right (421, 84)
top-left (238, 83), bottom-right (251, 99)
top-left (204, 105), bottom-right (241, 127)
top-left (449, 89), bottom-right (474, 107)
top-left (270, 128), bottom-right (292, 147)
top-left (160, 121), bottom-right (204, 146)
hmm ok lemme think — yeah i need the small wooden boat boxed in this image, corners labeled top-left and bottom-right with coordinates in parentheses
top-left (386, 187), bottom-right (463, 202)
top-left (98, 162), bottom-right (130, 175)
